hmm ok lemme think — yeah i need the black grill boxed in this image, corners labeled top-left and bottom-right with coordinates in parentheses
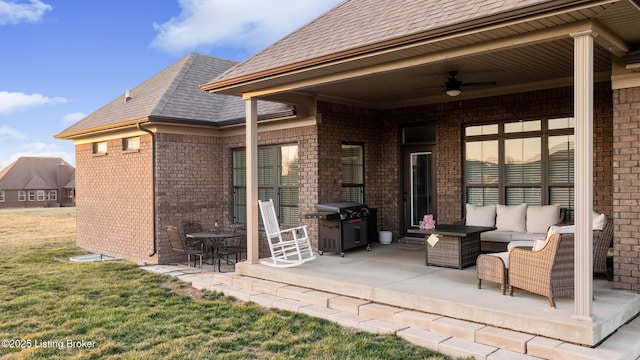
top-left (305, 202), bottom-right (376, 257)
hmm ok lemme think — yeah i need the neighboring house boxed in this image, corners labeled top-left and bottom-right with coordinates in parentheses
top-left (55, 53), bottom-right (294, 264)
top-left (0, 157), bottom-right (75, 208)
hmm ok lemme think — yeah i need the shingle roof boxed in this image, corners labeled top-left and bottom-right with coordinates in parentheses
top-left (24, 175), bottom-right (53, 190)
top-left (205, 0), bottom-right (565, 86)
top-left (0, 157), bottom-right (75, 190)
top-left (56, 53), bottom-right (291, 137)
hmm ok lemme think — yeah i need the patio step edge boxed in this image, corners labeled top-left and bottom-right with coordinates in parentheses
top-left (142, 265), bottom-right (637, 360)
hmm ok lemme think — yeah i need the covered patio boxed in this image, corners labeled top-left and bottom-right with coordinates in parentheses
top-left (199, 0), bottom-right (640, 353)
top-left (234, 243), bottom-right (640, 348)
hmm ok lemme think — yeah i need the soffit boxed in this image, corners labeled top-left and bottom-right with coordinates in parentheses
top-left (212, 1), bottom-right (639, 108)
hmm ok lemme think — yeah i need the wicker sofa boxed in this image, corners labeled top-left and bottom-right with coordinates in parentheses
top-left (464, 204), bottom-right (564, 253)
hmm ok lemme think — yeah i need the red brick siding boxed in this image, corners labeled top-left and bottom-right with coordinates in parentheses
top-left (315, 103), bottom-right (397, 235)
top-left (612, 86), bottom-right (640, 291)
top-left (155, 132), bottom-right (223, 264)
top-left (75, 135), bottom-right (154, 264)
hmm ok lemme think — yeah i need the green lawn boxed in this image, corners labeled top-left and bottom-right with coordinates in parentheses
top-left (0, 208), bottom-right (456, 359)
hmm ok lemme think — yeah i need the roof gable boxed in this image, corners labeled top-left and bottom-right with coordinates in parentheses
top-left (24, 175), bottom-right (54, 190)
top-left (0, 157), bottom-right (74, 190)
top-left (56, 53), bottom-right (291, 138)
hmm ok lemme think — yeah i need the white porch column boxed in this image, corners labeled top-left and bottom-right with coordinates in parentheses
top-left (245, 98), bottom-right (259, 263)
top-left (571, 30), bottom-right (596, 321)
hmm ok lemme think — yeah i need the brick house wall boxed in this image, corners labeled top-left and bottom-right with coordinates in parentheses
top-left (0, 190), bottom-right (33, 208)
top-left (312, 85), bottom-right (613, 241)
top-left (155, 132), bottom-right (223, 264)
top-left (612, 86), bottom-right (640, 291)
top-left (316, 103), bottom-right (391, 229)
top-left (75, 135), bottom-right (154, 264)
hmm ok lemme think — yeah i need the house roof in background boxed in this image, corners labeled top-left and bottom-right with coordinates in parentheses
top-left (0, 157), bottom-right (75, 190)
top-left (203, 0), bottom-right (571, 88)
top-left (56, 53), bottom-right (291, 138)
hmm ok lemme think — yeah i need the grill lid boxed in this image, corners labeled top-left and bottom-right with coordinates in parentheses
top-left (315, 202), bottom-right (367, 213)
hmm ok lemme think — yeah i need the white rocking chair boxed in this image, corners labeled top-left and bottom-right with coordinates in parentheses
top-left (258, 199), bottom-right (316, 267)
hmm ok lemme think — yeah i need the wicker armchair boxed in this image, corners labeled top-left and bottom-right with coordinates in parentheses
top-left (593, 217), bottom-right (613, 275)
top-left (508, 232), bottom-right (574, 307)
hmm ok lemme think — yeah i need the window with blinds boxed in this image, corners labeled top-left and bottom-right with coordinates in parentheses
top-left (341, 143), bottom-right (364, 203)
top-left (233, 144), bottom-right (299, 225)
top-left (464, 118), bottom-right (574, 217)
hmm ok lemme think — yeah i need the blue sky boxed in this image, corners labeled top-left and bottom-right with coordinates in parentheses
top-left (0, 0), bottom-right (342, 168)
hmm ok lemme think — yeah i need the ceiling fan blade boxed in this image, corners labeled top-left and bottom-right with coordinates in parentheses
top-left (461, 81), bottom-right (496, 87)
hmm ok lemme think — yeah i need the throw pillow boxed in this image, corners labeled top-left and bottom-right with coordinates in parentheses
top-left (593, 212), bottom-right (606, 231)
top-left (465, 204), bottom-right (496, 227)
top-left (496, 204), bottom-right (527, 232)
top-left (526, 204), bottom-right (560, 234)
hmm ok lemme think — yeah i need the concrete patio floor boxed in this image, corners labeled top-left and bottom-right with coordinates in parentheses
top-left (144, 243), bottom-right (640, 359)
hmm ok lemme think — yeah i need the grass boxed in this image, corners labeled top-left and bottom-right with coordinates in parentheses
top-left (0, 208), bottom-right (457, 359)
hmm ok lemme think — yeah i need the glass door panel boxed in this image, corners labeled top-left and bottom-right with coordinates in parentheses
top-left (409, 151), bottom-right (433, 227)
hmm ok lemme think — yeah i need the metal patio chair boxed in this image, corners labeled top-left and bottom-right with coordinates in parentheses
top-left (215, 224), bottom-right (247, 272)
top-left (182, 220), bottom-right (207, 264)
top-left (258, 199), bottom-right (316, 267)
top-left (166, 225), bottom-right (205, 272)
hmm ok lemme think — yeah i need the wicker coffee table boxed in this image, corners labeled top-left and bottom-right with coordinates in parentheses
top-left (414, 225), bottom-right (495, 269)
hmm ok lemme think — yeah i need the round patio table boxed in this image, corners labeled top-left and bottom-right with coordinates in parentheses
top-left (186, 231), bottom-right (237, 271)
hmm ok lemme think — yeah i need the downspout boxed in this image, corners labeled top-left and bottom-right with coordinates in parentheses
top-left (137, 122), bottom-right (158, 257)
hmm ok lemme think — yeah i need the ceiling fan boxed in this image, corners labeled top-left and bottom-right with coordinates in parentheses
top-left (442, 71), bottom-right (496, 97)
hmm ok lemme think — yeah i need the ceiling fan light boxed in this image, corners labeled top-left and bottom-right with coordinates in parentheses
top-left (446, 89), bottom-right (461, 97)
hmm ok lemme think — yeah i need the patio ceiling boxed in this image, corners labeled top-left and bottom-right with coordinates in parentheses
top-left (205, 0), bottom-right (640, 110)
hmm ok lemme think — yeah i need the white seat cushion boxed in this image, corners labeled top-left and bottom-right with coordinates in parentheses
top-left (532, 239), bottom-right (547, 251)
top-left (481, 230), bottom-right (516, 243)
top-left (486, 251), bottom-right (510, 268)
top-left (549, 225), bottom-right (575, 234)
top-left (507, 240), bottom-right (535, 250)
top-left (511, 232), bottom-right (545, 241)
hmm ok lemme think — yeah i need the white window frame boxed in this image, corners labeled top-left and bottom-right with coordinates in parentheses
top-left (28, 191), bottom-right (36, 201)
top-left (18, 190), bottom-right (26, 201)
top-left (122, 136), bottom-right (140, 152)
top-left (36, 190), bottom-right (45, 201)
top-left (93, 141), bottom-right (108, 155)
top-left (47, 190), bottom-right (57, 201)
top-left (0, 190), bottom-right (4, 202)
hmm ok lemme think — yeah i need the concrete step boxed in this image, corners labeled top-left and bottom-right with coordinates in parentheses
top-left (141, 265), bottom-right (637, 360)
